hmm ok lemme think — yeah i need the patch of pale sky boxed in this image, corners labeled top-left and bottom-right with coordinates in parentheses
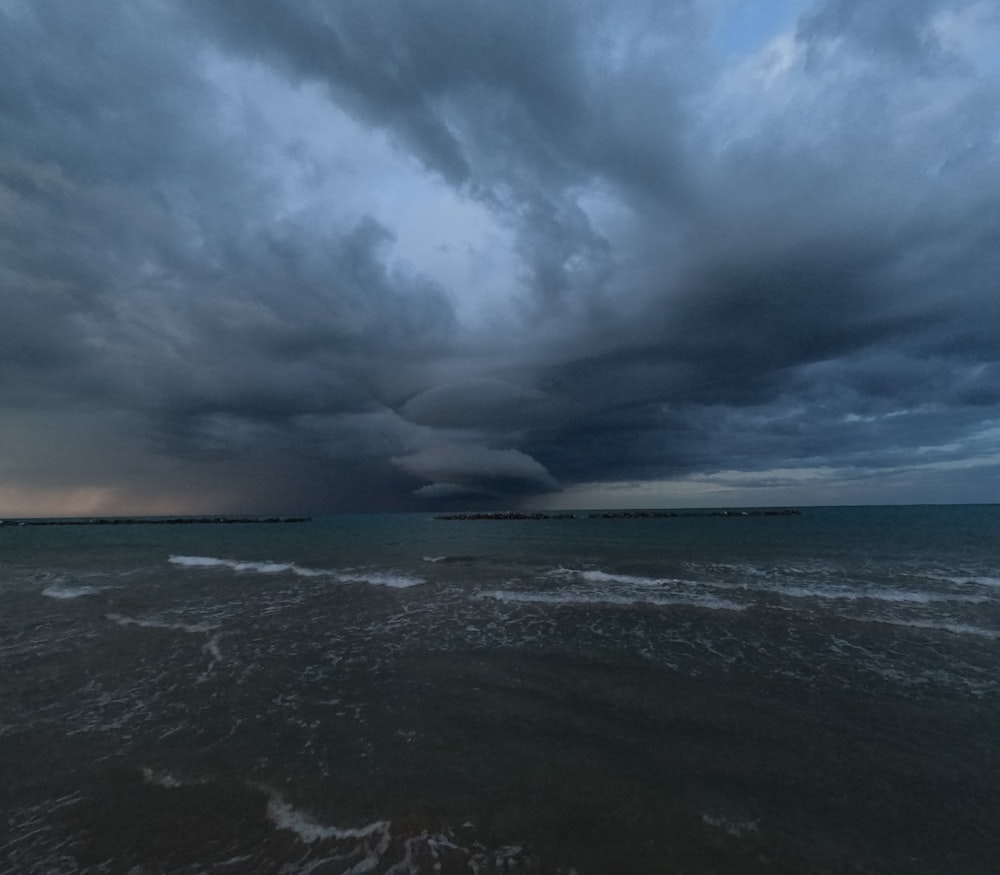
top-left (843, 409), bottom-right (913, 423)
top-left (202, 53), bottom-right (523, 332)
top-left (696, 29), bottom-right (809, 153)
top-left (532, 467), bottom-right (842, 509)
top-left (0, 486), bottom-right (198, 518)
top-left (701, 13), bottom-right (989, 170)
top-left (930, 1), bottom-right (1000, 76)
top-left (0, 409), bottom-right (239, 516)
top-left (535, 443), bottom-right (1000, 508)
top-left (708, 0), bottom-right (811, 58)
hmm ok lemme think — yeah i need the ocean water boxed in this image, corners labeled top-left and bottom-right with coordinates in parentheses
top-left (2, 505), bottom-right (1000, 874)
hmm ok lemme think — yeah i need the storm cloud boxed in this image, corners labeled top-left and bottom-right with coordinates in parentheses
top-left (1, 0), bottom-right (998, 513)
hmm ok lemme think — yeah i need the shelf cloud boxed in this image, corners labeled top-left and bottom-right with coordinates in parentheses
top-left (2, 0), bottom-right (999, 512)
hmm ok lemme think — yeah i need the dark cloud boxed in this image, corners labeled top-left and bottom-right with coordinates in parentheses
top-left (399, 378), bottom-right (552, 430)
top-left (393, 444), bottom-right (558, 500)
top-left (1, 0), bottom-right (998, 512)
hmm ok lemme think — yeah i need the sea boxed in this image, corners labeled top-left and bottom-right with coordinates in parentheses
top-left (2, 505), bottom-right (999, 874)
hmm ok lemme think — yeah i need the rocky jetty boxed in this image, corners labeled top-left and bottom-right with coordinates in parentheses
top-left (436, 508), bottom-right (800, 520)
top-left (0, 516), bottom-right (311, 527)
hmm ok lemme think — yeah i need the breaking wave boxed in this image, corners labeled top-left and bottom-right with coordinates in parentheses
top-left (42, 584), bottom-right (100, 600)
top-left (482, 585), bottom-right (744, 612)
top-left (168, 555), bottom-right (424, 588)
top-left (106, 613), bottom-right (218, 634)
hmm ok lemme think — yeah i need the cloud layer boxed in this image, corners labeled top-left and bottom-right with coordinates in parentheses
top-left (2, 0), bottom-right (999, 512)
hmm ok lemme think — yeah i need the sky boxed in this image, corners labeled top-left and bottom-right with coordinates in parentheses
top-left (1, 0), bottom-right (999, 515)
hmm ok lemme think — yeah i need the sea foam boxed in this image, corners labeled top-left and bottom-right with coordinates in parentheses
top-left (264, 792), bottom-right (389, 844)
top-left (776, 584), bottom-right (987, 604)
top-left (578, 569), bottom-right (678, 587)
top-left (106, 613), bottom-right (218, 634)
top-left (881, 618), bottom-right (1000, 639)
top-left (169, 555), bottom-right (293, 574)
top-left (42, 584), bottom-right (99, 600)
top-left (333, 570), bottom-right (424, 589)
top-left (482, 589), bottom-right (744, 611)
top-left (168, 555), bottom-right (423, 588)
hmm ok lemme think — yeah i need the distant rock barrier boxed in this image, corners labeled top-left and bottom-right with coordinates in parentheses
top-left (0, 516), bottom-right (311, 527)
top-left (436, 509), bottom-right (801, 520)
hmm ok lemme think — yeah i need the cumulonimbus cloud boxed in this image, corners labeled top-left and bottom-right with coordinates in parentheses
top-left (2, 0), bottom-right (999, 512)
top-left (392, 444), bottom-right (558, 499)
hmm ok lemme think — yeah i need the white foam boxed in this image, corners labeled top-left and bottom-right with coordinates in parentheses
top-left (139, 767), bottom-right (205, 789)
top-left (168, 555), bottom-right (227, 568)
top-left (106, 612), bottom-right (218, 634)
top-left (547, 566), bottom-right (707, 589)
top-left (484, 589), bottom-right (633, 606)
top-left (169, 555), bottom-right (292, 573)
top-left (335, 571), bottom-right (424, 589)
top-left (197, 633), bottom-right (225, 684)
top-left (204, 633), bottom-right (223, 661)
top-left (701, 812), bottom-right (760, 838)
top-left (42, 584), bottom-right (99, 600)
top-left (168, 555), bottom-right (423, 587)
top-left (423, 555), bottom-right (447, 563)
top-left (881, 618), bottom-right (999, 639)
top-left (777, 585), bottom-right (987, 605)
top-left (579, 569), bottom-right (674, 587)
top-left (508, 567), bottom-right (743, 610)
top-left (481, 589), bottom-right (744, 611)
top-left (265, 793), bottom-right (389, 844)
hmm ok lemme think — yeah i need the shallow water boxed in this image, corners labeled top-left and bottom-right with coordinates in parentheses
top-left (3, 506), bottom-right (1000, 873)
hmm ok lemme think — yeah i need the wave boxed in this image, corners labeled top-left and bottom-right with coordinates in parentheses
top-left (579, 569), bottom-right (684, 587)
top-left (576, 564), bottom-right (992, 605)
top-left (548, 567), bottom-right (703, 588)
top-left (259, 786), bottom-right (543, 871)
top-left (264, 791), bottom-right (390, 844)
top-left (140, 767), bottom-right (207, 789)
top-left (42, 584), bottom-right (100, 600)
top-left (878, 618), bottom-right (999, 639)
top-left (168, 555), bottom-right (423, 588)
top-left (169, 555), bottom-right (298, 574)
top-left (127, 776), bottom-right (545, 871)
top-left (423, 554), bottom-right (480, 564)
top-left (333, 571), bottom-right (424, 588)
top-left (774, 585), bottom-right (988, 605)
top-left (106, 612), bottom-right (218, 634)
top-left (525, 565), bottom-right (994, 620)
top-left (957, 576), bottom-right (1000, 589)
top-left (481, 589), bottom-right (744, 611)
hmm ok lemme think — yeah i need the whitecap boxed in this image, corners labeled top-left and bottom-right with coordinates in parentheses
top-left (880, 618), bottom-right (999, 639)
top-left (265, 792), bottom-right (390, 844)
top-left (106, 612), bottom-right (218, 634)
top-left (168, 555), bottom-right (229, 568)
top-left (168, 555), bottom-right (422, 587)
top-left (701, 812), bottom-right (760, 838)
top-left (579, 569), bottom-right (672, 586)
top-left (481, 589), bottom-right (743, 611)
top-left (168, 555), bottom-right (292, 574)
top-left (335, 571), bottom-right (424, 589)
top-left (546, 566), bottom-right (701, 588)
top-left (776, 585), bottom-right (987, 605)
top-left (140, 767), bottom-right (199, 789)
top-left (42, 584), bottom-right (99, 600)
top-left (203, 633), bottom-right (223, 661)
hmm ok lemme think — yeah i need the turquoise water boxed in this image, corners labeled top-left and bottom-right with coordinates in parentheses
top-left (2, 506), bottom-right (1000, 873)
